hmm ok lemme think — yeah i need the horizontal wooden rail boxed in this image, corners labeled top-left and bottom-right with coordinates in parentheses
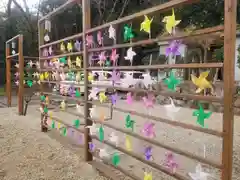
top-left (87, 101), bottom-right (223, 137)
top-left (88, 26), bottom-right (223, 53)
top-left (40, 33), bottom-right (83, 49)
top-left (86, 0), bottom-right (199, 34)
top-left (88, 84), bottom-right (223, 103)
top-left (88, 63), bottom-right (224, 70)
top-left (91, 135), bottom-right (188, 180)
top-left (23, 56), bottom-right (39, 59)
top-left (89, 117), bottom-right (222, 169)
top-left (39, 51), bottom-right (83, 60)
top-left (6, 34), bottom-right (20, 44)
top-left (39, 0), bottom-right (77, 22)
top-left (40, 90), bottom-right (223, 137)
top-left (6, 53), bottom-right (19, 59)
top-left (39, 68), bottom-right (84, 72)
top-left (37, 109), bottom-right (85, 134)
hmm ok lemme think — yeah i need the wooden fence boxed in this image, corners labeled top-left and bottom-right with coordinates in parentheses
top-left (5, 34), bottom-right (39, 114)
top-left (38, 0), bottom-right (237, 180)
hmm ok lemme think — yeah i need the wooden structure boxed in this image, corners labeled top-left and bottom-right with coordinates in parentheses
top-left (5, 34), bottom-right (39, 115)
top-left (38, 0), bottom-right (237, 180)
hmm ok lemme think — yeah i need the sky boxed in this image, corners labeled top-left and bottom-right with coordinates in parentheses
top-left (0, 0), bottom-right (40, 12)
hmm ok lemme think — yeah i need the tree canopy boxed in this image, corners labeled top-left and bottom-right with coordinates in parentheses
top-left (0, 0), bottom-right (238, 59)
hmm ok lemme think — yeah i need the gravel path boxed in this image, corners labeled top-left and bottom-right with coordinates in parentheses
top-left (0, 106), bottom-right (109, 180)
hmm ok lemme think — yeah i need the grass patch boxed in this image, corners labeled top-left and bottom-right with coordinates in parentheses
top-left (0, 87), bottom-right (5, 96)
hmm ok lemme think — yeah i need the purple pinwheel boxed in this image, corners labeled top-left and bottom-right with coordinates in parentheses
top-left (111, 93), bottom-right (118, 105)
top-left (74, 40), bottom-right (81, 51)
top-left (144, 146), bottom-right (153, 161)
top-left (68, 86), bottom-right (75, 97)
top-left (88, 142), bottom-right (95, 151)
top-left (110, 70), bottom-right (120, 83)
top-left (165, 40), bottom-right (182, 57)
top-left (164, 152), bottom-right (178, 173)
top-left (141, 122), bottom-right (156, 138)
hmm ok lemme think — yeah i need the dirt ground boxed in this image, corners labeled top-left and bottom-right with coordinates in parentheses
top-left (0, 106), bottom-right (109, 180)
top-left (0, 99), bottom-right (240, 180)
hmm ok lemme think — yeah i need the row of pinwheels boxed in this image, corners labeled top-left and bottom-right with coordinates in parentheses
top-left (13, 60), bottom-right (40, 87)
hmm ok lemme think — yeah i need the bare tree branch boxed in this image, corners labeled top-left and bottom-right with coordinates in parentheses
top-left (118, 0), bottom-right (129, 18)
top-left (106, 0), bottom-right (119, 22)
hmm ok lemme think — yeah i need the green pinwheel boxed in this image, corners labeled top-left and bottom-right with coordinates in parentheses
top-left (75, 89), bottom-right (81, 97)
top-left (123, 25), bottom-right (134, 42)
top-left (40, 95), bottom-right (46, 101)
top-left (163, 71), bottom-right (181, 91)
top-left (125, 114), bottom-right (135, 131)
top-left (99, 125), bottom-right (104, 142)
top-left (27, 80), bottom-right (33, 87)
top-left (112, 152), bottom-right (120, 166)
top-left (62, 127), bottom-right (67, 136)
top-left (59, 57), bottom-right (67, 64)
top-left (73, 119), bottom-right (80, 128)
top-left (51, 121), bottom-right (55, 129)
top-left (193, 103), bottom-right (212, 128)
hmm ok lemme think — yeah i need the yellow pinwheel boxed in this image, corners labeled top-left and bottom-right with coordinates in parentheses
top-left (140, 15), bottom-right (153, 34)
top-left (67, 42), bottom-right (73, 52)
top-left (39, 73), bottom-right (44, 81)
top-left (57, 122), bottom-right (61, 130)
top-left (88, 73), bottom-right (94, 82)
top-left (162, 8), bottom-right (181, 34)
top-left (60, 100), bottom-right (66, 110)
top-left (44, 72), bottom-right (49, 79)
top-left (191, 71), bottom-right (213, 93)
top-left (60, 42), bottom-right (65, 52)
top-left (99, 92), bottom-right (107, 103)
top-left (125, 135), bottom-right (132, 151)
top-left (76, 56), bottom-right (82, 68)
top-left (144, 172), bottom-right (152, 180)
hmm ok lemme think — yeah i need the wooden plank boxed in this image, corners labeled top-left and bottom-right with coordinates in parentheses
top-left (222, 0), bottom-right (237, 179)
top-left (82, 0), bottom-right (92, 162)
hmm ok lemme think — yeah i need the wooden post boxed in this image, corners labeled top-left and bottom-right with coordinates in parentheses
top-left (18, 35), bottom-right (24, 115)
top-left (5, 43), bottom-right (11, 107)
top-left (82, 0), bottom-right (92, 162)
top-left (38, 21), bottom-right (44, 92)
top-left (222, 0), bottom-right (237, 179)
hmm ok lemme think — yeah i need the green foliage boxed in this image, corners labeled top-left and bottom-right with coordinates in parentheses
top-left (237, 44), bottom-right (240, 69)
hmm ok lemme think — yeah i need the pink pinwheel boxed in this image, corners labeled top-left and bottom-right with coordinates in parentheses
top-left (86, 34), bottom-right (94, 48)
top-left (142, 94), bottom-right (155, 109)
top-left (165, 40), bottom-right (182, 57)
top-left (99, 51), bottom-right (107, 61)
top-left (49, 61), bottom-right (53, 67)
top-left (14, 72), bottom-right (19, 78)
top-left (126, 92), bottom-right (133, 105)
top-left (74, 40), bottom-right (81, 51)
top-left (15, 80), bottom-right (19, 86)
top-left (110, 49), bottom-right (119, 65)
top-left (164, 152), bottom-right (178, 173)
top-left (97, 31), bottom-right (103, 45)
top-left (141, 122), bottom-right (156, 138)
top-left (42, 48), bottom-right (48, 57)
top-left (110, 70), bottom-right (120, 83)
